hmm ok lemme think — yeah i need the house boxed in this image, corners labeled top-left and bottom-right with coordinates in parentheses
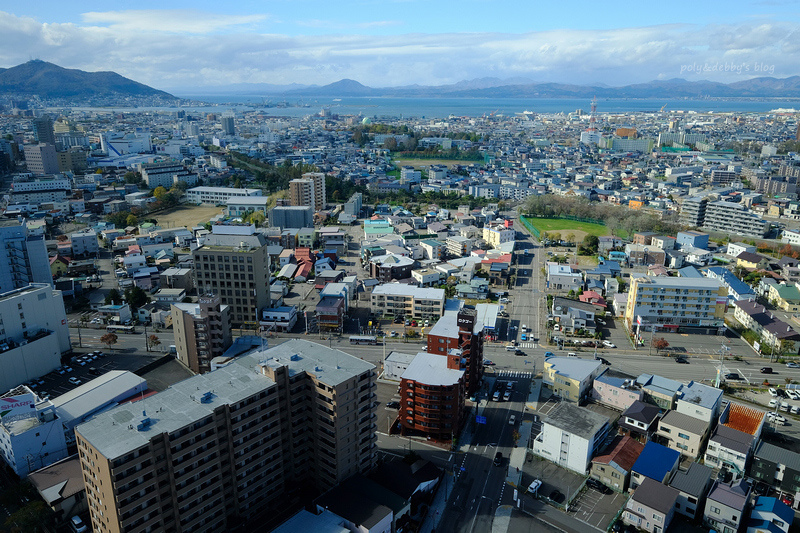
top-left (676, 380), bottom-right (724, 424)
top-left (533, 402), bottom-right (611, 475)
top-left (736, 251), bottom-right (771, 271)
top-left (704, 402), bottom-right (765, 477)
top-left (455, 278), bottom-right (489, 299)
top-left (624, 244), bottom-right (666, 266)
top-left (637, 373), bottom-right (683, 410)
top-left (590, 435), bottom-right (644, 492)
top-left (622, 478), bottom-right (680, 533)
top-left (750, 441), bottom-right (800, 495)
top-left (313, 475), bottom-right (396, 533)
top-left (768, 283), bottom-right (800, 313)
top-left (705, 266), bottom-right (756, 304)
top-left (551, 296), bottom-right (598, 334)
top-left (542, 356), bottom-right (605, 403)
top-left (703, 479), bottom-right (751, 533)
top-left (746, 497), bottom-right (794, 533)
top-left (591, 375), bottom-right (643, 411)
top-left (668, 462), bottom-right (713, 520)
top-left (28, 456), bottom-right (88, 524)
top-left (546, 263), bottom-right (583, 292)
top-left (630, 441), bottom-right (681, 490)
top-left (655, 410), bottom-right (710, 459)
top-left (618, 401), bottom-right (661, 441)
top-left (734, 299), bottom-right (800, 356)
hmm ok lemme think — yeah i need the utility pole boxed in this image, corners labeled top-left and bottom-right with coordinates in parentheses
top-left (144, 322), bottom-right (149, 352)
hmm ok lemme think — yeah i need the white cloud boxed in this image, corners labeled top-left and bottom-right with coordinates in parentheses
top-left (0, 11), bottom-right (798, 91)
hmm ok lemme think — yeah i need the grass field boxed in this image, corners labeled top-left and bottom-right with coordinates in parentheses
top-left (151, 205), bottom-right (224, 229)
top-left (393, 159), bottom-right (473, 169)
top-left (523, 216), bottom-right (610, 244)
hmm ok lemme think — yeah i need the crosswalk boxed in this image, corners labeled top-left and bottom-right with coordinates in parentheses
top-left (517, 343), bottom-right (538, 348)
top-left (495, 370), bottom-right (534, 378)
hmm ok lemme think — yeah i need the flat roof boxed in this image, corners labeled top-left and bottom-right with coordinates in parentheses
top-left (401, 352), bottom-right (463, 386)
top-left (543, 402), bottom-right (609, 440)
top-left (52, 371), bottom-right (147, 427)
top-left (678, 380), bottom-right (722, 410)
top-left (372, 283), bottom-right (444, 300)
top-left (76, 340), bottom-right (374, 460)
top-left (545, 357), bottom-right (603, 383)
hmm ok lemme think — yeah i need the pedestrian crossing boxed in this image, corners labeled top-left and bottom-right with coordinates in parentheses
top-left (495, 370), bottom-right (534, 378)
top-left (518, 343), bottom-right (538, 348)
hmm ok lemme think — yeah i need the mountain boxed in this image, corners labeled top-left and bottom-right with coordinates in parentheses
top-left (276, 75), bottom-right (800, 99)
top-left (0, 60), bottom-right (175, 100)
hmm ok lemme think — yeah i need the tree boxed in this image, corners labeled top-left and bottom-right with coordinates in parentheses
top-left (652, 337), bottom-right (670, 355)
top-left (581, 234), bottom-right (599, 255)
top-left (153, 186), bottom-right (168, 200)
top-left (123, 286), bottom-right (149, 309)
top-left (566, 233), bottom-right (576, 245)
top-left (249, 211), bottom-right (265, 227)
top-left (101, 332), bottom-right (118, 350)
top-left (5, 501), bottom-right (53, 532)
top-left (148, 334), bottom-right (161, 352)
top-left (126, 214), bottom-right (139, 227)
top-left (104, 289), bottom-right (122, 305)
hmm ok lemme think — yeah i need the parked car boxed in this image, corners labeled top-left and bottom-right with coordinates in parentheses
top-left (769, 388), bottom-right (778, 397)
top-left (527, 479), bottom-right (542, 494)
top-left (386, 401), bottom-right (400, 409)
top-left (68, 377), bottom-right (82, 385)
top-left (769, 399), bottom-right (779, 408)
top-left (587, 478), bottom-right (612, 494)
top-left (483, 359), bottom-right (495, 366)
top-left (786, 390), bottom-right (800, 401)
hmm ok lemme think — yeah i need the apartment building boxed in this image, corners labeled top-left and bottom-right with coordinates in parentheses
top-left (445, 235), bottom-right (472, 257)
top-left (482, 222), bottom-right (515, 249)
top-left (185, 186), bottom-right (262, 205)
top-left (543, 356), bottom-right (605, 403)
top-left (533, 402), bottom-right (611, 475)
top-left (140, 160), bottom-right (196, 189)
top-left (624, 276), bottom-right (727, 334)
top-left (192, 224), bottom-right (271, 326)
top-left (425, 308), bottom-right (485, 397)
top-left (703, 201), bottom-right (769, 238)
top-left (0, 284), bottom-right (70, 392)
top-left (0, 221), bottom-right (52, 292)
top-left (268, 206), bottom-right (314, 229)
top-left (370, 284), bottom-right (445, 320)
top-left (289, 172), bottom-right (326, 211)
top-left (171, 295), bottom-right (232, 374)
top-left (23, 143), bottom-right (60, 175)
top-left (75, 339), bottom-right (377, 533)
top-left (679, 197), bottom-right (708, 228)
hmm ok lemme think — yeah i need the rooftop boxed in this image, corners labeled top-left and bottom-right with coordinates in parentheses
top-left (545, 356), bottom-right (603, 383)
top-left (543, 402), bottom-right (610, 440)
top-left (723, 402), bottom-right (764, 435)
top-left (659, 410), bottom-right (710, 435)
top-left (592, 435), bottom-right (644, 471)
top-left (707, 479), bottom-right (750, 510)
top-left (633, 441), bottom-right (680, 482)
top-left (372, 283), bottom-right (444, 300)
top-left (669, 462), bottom-right (712, 498)
top-left (755, 441), bottom-right (800, 472)
top-left (401, 352), bottom-right (463, 386)
top-left (630, 477), bottom-right (680, 515)
top-left (678, 380), bottom-right (723, 410)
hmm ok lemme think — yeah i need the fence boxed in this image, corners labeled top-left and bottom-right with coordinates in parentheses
top-left (519, 215), bottom-right (607, 241)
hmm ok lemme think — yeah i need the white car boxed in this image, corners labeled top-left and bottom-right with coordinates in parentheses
top-left (769, 399), bottom-right (779, 408)
top-left (527, 479), bottom-right (542, 494)
top-left (787, 390), bottom-right (800, 401)
top-left (68, 377), bottom-right (82, 385)
top-left (769, 388), bottom-right (778, 397)
top-left (521, 324), bottom-right (528, 332)
top-left (602, 340), bottom-right (616, 348)
top-left (508, 415), bottom-right (516, 425)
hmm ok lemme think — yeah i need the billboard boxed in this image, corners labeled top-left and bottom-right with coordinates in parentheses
top-left (0, 393), bottom-right (35, 420)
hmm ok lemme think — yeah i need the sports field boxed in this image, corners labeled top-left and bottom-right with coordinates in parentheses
top-left (151, 205), bottom-right (224, 229)
top-left (523, 216), bottom-right (610, 243)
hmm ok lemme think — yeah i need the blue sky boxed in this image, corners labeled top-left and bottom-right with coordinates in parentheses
top-left (2, 2), bottom-right (800, 93)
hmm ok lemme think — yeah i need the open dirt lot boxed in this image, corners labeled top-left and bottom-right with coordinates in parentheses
top-left (150, 205), bottom-right (224, 229)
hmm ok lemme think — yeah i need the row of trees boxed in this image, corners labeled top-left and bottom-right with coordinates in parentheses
top-left (227, 152), bottom-right (319, 193)
top-left (523, 195), bottom-right (685, 237)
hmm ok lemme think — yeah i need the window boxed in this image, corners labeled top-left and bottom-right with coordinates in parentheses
top-left (710, 506), bottom-right (720, 514)
top-left (678, 432), bottom-right (691, 440)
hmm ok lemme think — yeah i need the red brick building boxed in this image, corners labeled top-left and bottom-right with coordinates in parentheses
top-left (426, 308), bottom-right (484, 397)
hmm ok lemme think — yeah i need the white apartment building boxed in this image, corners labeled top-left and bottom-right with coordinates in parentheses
top-left (185, 186), bottom-right (262, 204)
top-left (703, 201), bottom-right (769, 238)
top-left (533, 402), bottom-right (611, 475)
top-left (370, 284), bottom-right (445, 320)
top-left (0, 284), bottom-right (70, 392)
top-left (0, 222), bottom-right (52, 292)
top-left (446, 235), bottom-right (472, 257)
top-left (624, 276), bottom-right (728, 332)
top-left (70, 230), bottom-right (99, 257)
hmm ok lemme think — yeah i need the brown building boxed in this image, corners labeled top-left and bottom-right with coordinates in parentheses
top-left (316, 295), bottom-right (346, 332)
top-left (425, 308), bottom-right (484, 397)
top-left (369, 253), bottom-right (415, 282)
top-left (398, 351), bottom-right (465, 443)
top-left (632, 232), bottom-right (658, 246)
top-left (289, 172), bottom-right (326, 211)
top-left (171, 294), bottom-right (232, 374)
top-left (192, 223), bottom-right (271, 326)
top-left (75, 339), bottom-right (377, 533)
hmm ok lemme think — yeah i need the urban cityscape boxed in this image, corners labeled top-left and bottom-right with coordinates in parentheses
top-left (3, 4), bottom-right (800, 533)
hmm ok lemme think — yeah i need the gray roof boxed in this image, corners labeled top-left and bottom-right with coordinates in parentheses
top-left (428, 314), bottom-right (459, 338)
top-left (710, 425), bottom-right (754, 455)
top-left (543, 402), bottom-right (609, 440)
top-left (754, 441), bottom-right (800, 471)
top-left (401, 352), bottom-right (463, 386)
top-left (546, 357), bottom-right (603, 383)
top-left (659, 410), bottom-right (710, 435)
top-left (669, 462), bottom-right (712, 497)
top-left (707, 479), bottom-right (750, 511)
top-left (678, 381), bottom-right (723, 410)
top-left (631, 477), bottom-right (680, 515)
top-left (76, 340), bottom-right (374, 460)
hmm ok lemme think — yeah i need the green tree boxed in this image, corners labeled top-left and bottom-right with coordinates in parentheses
top-left (104, 289), bottom-right (122, 305)
top-left (126, 214), bottom-right (139, 227)
top-left (4, 501), bottom-right (53, 532)
top-left (124, 286), bottom-right (149, 310)
top-left (249, 211), bottom-right (266, 227)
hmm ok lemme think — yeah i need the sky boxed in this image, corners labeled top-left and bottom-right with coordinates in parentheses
top-left (2, 1), bottom-right (800, 94)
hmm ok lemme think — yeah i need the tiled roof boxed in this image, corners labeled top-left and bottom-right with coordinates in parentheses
top-left (593, 435), bottom-right (644, 471)
top-left (724, 402), bottom-right (764, 435)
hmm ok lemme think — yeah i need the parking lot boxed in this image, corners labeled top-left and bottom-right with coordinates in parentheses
top-left (568, 483), bottom-right (628, 530)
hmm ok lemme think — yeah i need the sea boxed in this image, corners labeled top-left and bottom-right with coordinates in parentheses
top-left (66, 96), bottom-right (800, 118)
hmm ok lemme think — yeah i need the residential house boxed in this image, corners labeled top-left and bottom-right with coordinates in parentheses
top-left (705, 266), bottom-right (756, 304)
top-left (669, 462), bottom-right (713, 520)
top-left (676, 380), bottom-right (724, 425)
top-left (637, 373), bottom-right (683, 410)
top-left (750, 441), bottom-right (800, 495)
top-left (618, 401), bottom-right (661, 441)
top-left (623, 478), bottom-right (680, 533)
top-left (591, 375), bottom-right (643, 411)
top-left (703, 479), bottom-right (751, 533)
top-left (630, 441), bottom-right (681, 490)
top-left (746, 497), bottom-right (794, 533)
top-left (656, 410), bottom-right (711, 459)
top-left (736, 251), bottom-right (771, 271)
top-left (733, 300), bottom-right (800, 356)
top-left (705, 402), bottom-right (765, 477)
top-left (532, 402), bottom-right (611, 475)
top-left (624, 244), bottom-right (666, 267)
top-left (590, 435), bottom-right (644, 493)
top-left (542, 356), bottom-right (605, 403)
top-left (456, 278), bottom-right (489, 300)
top-left (551, 296), bottom-right (598, 334)
top-left (768, 283), bottom-right (800, 313)
top-left (546, 263), bottom-right (583, 292)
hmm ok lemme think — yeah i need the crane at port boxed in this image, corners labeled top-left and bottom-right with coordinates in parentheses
top-left (660, 104), bottom-right (667, 112)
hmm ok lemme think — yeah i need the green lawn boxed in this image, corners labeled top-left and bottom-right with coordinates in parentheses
top-left (523, 216), bottom-right (610, 237)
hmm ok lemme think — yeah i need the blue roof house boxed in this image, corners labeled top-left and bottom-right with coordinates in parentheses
top-left (705, 266), bottom-right (756, 305)
top-left (746, 496), bottom-right (794, 533)
top-left (630, 441), bottom-right (680, 490)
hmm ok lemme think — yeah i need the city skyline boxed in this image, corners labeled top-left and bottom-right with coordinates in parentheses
top-left (1, 3), bottom-right (800, 93)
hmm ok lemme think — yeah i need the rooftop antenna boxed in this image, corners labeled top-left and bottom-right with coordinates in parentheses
top-left (588, 96), bottom-right (597, 132)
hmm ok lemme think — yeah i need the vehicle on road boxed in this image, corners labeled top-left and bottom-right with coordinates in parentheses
top-left (520, 333), bottom-right (527, 341)
top-left (567, 352), bottom-right (577, 358)
top-left (515, 349), bottom-right (526, 356)
top-left (725, 373), bottom-right (741, 381)
top-left (349, 335), bottom-right (378, 345)
top-left (787, 362), bottom-right (800, 368)
top-left (509, 415), bottom-right (516, 425)
top-left (544, 352), bottom-right (554, 358)
top-left (675, 357), bottom-right (689, 364)
top-left (483, 359), bottom-right (495, 366)
top-left (505, 345), bottom-right (517, 351)
top-left (598, 358), bottom-right (611, 365)
top-left (493, 452), bottom-right (503, 466)
top-left (761, 367), bottom-right (773, 374)
top-left (602, 340), bottom-right (616, 348)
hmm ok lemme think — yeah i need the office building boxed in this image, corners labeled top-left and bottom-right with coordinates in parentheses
top-left (0, 385), bottom-right (69, 477)
top-left (269, 205), bottom-right (314, 229)
top-left (0, 222), bottom-right (52, 292)
top-left (624, 276), bottom-right (727, 334)
top-left (221, 115), bottom-right (235, 135)
top-left (193, 223), bottom-right (271, 326)
top-left (426, 308), bottom-right (484, 397)
top-left (370, 284), bottom-right (445, 321)
top-left (398, 351), bottom-right (465, 443)
top-left (23, 143), bottom-right (59, 175)
top-left (289, 172), bottom-right (326, 211)
top-left (33, 116), bottom-right (56, 145)
top-left (75, 339), bottom-right (377, 533)
top-left (171, 295), bottom-right (232, 374)
top-left (0, 284), bottom-right (70, 393)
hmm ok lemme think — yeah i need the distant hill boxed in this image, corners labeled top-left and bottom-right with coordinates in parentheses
top-left (0, 60), bottom-right (176, 100)
top-left (279, 75), bottom-right (800, 99)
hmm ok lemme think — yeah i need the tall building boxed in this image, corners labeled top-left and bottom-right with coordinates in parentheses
top-left (624, 276), bottom-right (727, 334)
top-left (192, 223), bottom-right (271, 326)
top-left (75, 339), bottom-right (377, 533)
top-left (221, 115), bottom-right (235, 135)
top-left (679, 196), bottom-right (708, 228)
top-left (289, 172), bottom-right (326, 211)
top-left (0, 284), bottom-right (70, 392)
top-left (171, 294), bottom-right (232, 374)
top-left (426, 308), bottom-right (484, 397)
top-left (702, 201), bottom-right (769, 238)
top-left (0, 221), bottom-right (52, 292)
top-left (268, 205), bottom-right (314, 229)
top-left (23, 143), bottom-right (59, 175)
top-left (33, 116), bottom-right (56, 145)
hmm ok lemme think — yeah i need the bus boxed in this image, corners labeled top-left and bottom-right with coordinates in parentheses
top-left (106, 325), bottom-right (136, 334)
top-left (349, 335), bottom-right (378, 345)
